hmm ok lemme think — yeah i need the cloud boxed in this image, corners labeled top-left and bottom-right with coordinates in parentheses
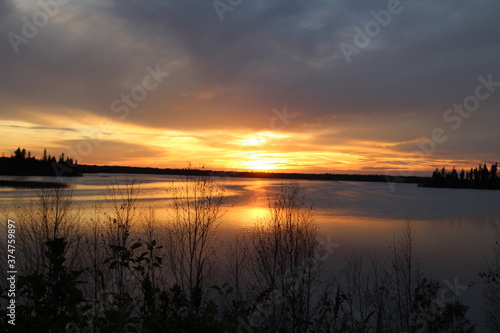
top-left (1, 123), bottom-right (78, 132)
top-left (58, 139), bottom-right (168, 165)
top-left (1, 0), bottom-right (499, 171)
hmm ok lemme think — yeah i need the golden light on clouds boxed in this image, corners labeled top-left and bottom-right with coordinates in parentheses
top-left (0, 111), bottom-right (487, 175)
top-left (233, 132), bottom-right (288, 147)
top-left (1, 0), bottom-right (499, 177)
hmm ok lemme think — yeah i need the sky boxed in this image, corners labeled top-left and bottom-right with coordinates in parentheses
top-left (1, 0), bottom-right (499, 175)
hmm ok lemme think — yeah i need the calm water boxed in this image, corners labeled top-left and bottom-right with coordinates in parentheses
top-left (1, 173), bottom-right (499, 331)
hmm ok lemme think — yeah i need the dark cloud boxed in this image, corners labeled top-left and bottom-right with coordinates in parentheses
top-left (1, 0), bottom-right (499, 167)
top-left (100, 0), bottom-right (500, 124)
top-left (1, 123), bottom-right (77, 132)
top-left (0, 0), bottom-right (13, 18)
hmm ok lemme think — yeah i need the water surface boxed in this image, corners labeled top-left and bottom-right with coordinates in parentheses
top-left (1, 173), bottom-right (498, 331)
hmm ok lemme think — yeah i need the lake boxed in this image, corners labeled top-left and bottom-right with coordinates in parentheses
top-left (1, 173), bottom-right (499, 331)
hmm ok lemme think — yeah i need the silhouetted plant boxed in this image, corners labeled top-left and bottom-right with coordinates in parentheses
top-left (99, 238), bottom-right (164, 332)
top-left (98, 178), bottom-right (140, 332)
top-left (16, 238), bottom-right (90, 332)
top-left (0, 177), bottom-right (482, 333)
top-left (14, 187), bottom-right (83, 285)
top-left (411, 278), bottom-right (474, 333)
top-left (166, 170), bottom-right (226, 314)
top-left (322, 221), bottom-right (475, 333)
top-left (479, 227), bottom-right (500, 331)
top-left (249, 182), bottom-right (322, 332)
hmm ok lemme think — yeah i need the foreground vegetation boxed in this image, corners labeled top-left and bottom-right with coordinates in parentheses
top-left (0, 175), bottom-right (498, 332)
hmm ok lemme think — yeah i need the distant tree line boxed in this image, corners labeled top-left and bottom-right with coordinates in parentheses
top-left (74, 165), bottom-right (429, 184)
top-left (0, 147), bottom-right (80, 176)
top-left (422, 162), bottom-right (499, 189)
top-left (1, 147), bottom-right (431, 183)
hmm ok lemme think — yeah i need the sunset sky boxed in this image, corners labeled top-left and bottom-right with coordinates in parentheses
top-left (1, 0), bottom-right (499, 175)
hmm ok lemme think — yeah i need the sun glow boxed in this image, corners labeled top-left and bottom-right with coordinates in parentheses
top-left (236, 132), bottom-right (288, 147)
top-left (241, 137), bottom-right (266, 146)
top-left (240, 158), bottom-right (282, 171)
top-left (2, 113), bottom-right (462, 175)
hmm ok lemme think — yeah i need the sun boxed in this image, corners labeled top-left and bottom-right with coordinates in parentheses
top-left (240, 158), bottom-right (280, 171)
top-left (236, 132), bottom-right (287, 147)
top-left (238, 134), bottom-right (266, 146)
top-left (233, 134), bottom-right (290, 171)
top-left (240, 137), bottom-right (265, 146)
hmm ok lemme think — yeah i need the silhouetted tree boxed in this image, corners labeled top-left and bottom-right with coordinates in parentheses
top-left (432, 168), bottom-right (440, 183)
top-left (425, 162), bottom-right (499, 189)
top-left (250, 183), bottom-right (321, 332)
top-left (491, 163), bottom-right (498, 180)
top-left (450, 167), bottom-right (458, 180)
top-left (481, 163), bottom-right (489, 183)
top-left (14, 147), bottom-right (23, 159)
top-left (167, 171), bottom-right (226, 312)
